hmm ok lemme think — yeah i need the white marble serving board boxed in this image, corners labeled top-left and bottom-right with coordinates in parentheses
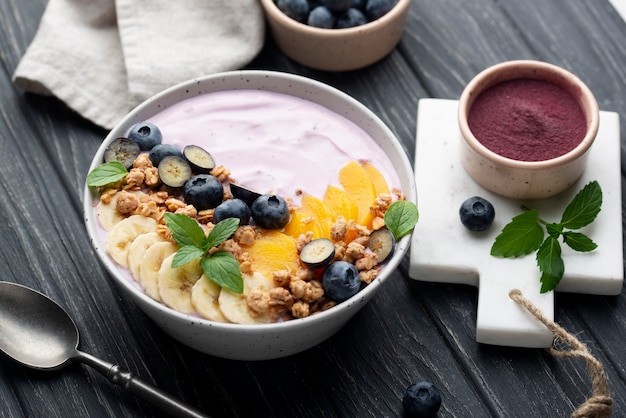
top-left (409, 99), bottom-right (623, 348)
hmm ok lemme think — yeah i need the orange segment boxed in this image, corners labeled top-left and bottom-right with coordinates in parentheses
top-left (323, 185), bottom-right (359, 223)
top-left (362, 162), bottom-right (390, 196)
top-left (323, 184), bottom-right (359, 242)
top-left (339, 161), bottom-right (376, 227)
top-left (283, 209), bottom-right (312, 239)
top-left (246, 230), bottom-right (299, 276)
top-left (283, 195), bottom-right (332, 240)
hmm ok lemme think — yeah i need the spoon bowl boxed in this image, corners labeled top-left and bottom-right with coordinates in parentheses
top-left (0, 281), bottom-right (208, 417)
top-left (0, 281), bottom-right (77, 370)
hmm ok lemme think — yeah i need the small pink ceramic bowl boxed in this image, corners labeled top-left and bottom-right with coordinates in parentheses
top-left (259, 0), bottom-right (411, 71)
top-left (458, 60), bottom-right (599, 199)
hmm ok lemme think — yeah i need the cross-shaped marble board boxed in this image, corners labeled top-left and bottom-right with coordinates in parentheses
top-left (409, 99), bottom-right (623, 348)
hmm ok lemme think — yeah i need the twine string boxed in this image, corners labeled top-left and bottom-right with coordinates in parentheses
top-left (509, 289), bottom-right (613, 418)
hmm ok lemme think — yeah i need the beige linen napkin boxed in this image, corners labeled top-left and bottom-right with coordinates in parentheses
top-left (13, 0), bottom-right (265, 129)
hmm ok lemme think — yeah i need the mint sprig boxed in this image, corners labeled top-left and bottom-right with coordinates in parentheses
top-left (490, 181), bottom-right (602, 293)
top-left (384, 200), bottom-right (419, 240)
top-left (164, 213), bottom-right (243, 293)
top-left (87, 161), bottom-right (128, 187)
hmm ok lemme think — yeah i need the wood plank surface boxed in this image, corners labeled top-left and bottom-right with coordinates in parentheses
top-left (0, 0), bottom-right (625, 417)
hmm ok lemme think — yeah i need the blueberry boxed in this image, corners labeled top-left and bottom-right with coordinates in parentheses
top-left (230, 183), bottom-right (262, 209)
top-left (319, 0), bottom-right (353, 12)
top-left (322, 261), bottom-right (360, 302)
top-left (213, 199), bottom-right (251, 225)
top-left (250, 194), bottom-right (290, 230)
top-left (335, 8), bottom-right (368, 28)
top-left (307, 6), bottom-right (335, 28)
top-left (127, 122), bottom-right (162, 151)
top-left (158, 155), bottom-right (192, 188)
top-left (300, 238), bottom-right (336, 269)
top-left (277, 0), bottom-right (309, 22)
top-left (149, 144), bottom-right (182, 166)
top-left (402, 381), bottom-right (442, 418)
top-left (183, 174), bottom-right (224, 210)
top-left (104, 137), bottom-right (140, 169)
top-left (459, 196), bottom-right (495, 231)
top-left (367, 228), bottom-right (395, 264)
top-left (364, 0), bottom-right (397, 21)
top-left (183, 145), bottom-right (215, 174)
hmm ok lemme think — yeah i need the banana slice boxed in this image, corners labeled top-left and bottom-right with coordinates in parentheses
top-left (96, 191), bottom-right (145, 231)
top-left (127, 232), bottom-right (165, 281)
top-left (137, 241), bottom-right (178, 302)
top-left (158, 253), bottom-right (203, 315)
top-left (218, 272), bottom-right (275, 324)
top-left (106, 215), bottom-right (158, 268)
top-left (191, 275), bottom-right (228, 323)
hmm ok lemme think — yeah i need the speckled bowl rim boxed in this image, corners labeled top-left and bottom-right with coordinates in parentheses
top-left (83, 70), bottom-right (416, 339)
top-left (259, 0), bottom-right (411, 36)
top-left (458, 60), bottom-right (600, 168)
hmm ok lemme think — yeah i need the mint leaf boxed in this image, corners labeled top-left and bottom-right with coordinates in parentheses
top-left (204, 217), bottom-right (240, 250)
top-left (163, 213), bottom-right (244, 294)
top-left (563, 231), bottom-right (598, 252)
top-left (384, 200), bottom-right (419, 240)
top-left (491, 181), bottom-right (602, 294)
top-left (164, 212), bottom-right (206, 248)
top-left (201, 251), bottom-right (243, 293)
top-left (545, 223), bottom-right (563, 239)
top-left (537, 236), bottom-right (564, 293)
top-left (560, 181), bottom-right (602, 229)
top-left (490, 210), bottom-right (544, 257)
top-left (87, 162), bottom-right (128, 187)
top-left (171, 245), bottom-right (205, 268)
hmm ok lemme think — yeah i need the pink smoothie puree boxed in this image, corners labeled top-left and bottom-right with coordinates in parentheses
top-left (96, 89), bottom-right (402, 290)
top-left (145, 89), bottom-right (401, 203)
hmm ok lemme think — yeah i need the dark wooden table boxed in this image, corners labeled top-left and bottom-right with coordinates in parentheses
top-left (2, 1), bottom-right (626, 417)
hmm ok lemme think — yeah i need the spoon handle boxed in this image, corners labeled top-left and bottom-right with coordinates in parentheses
top-left (76, 350), bottom-right (209, 417)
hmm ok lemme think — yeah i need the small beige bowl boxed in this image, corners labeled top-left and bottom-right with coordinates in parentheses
top-left (259, 0), bottom-right (411, 71)
top-left (458, 60), bottom-right (599, 199)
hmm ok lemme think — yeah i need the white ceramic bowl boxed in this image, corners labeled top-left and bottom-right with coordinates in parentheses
top-left (84, 70), bottom-right (416, 361)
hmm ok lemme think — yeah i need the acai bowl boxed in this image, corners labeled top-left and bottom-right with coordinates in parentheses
top-left (84, 70), bottom-right (417, 361)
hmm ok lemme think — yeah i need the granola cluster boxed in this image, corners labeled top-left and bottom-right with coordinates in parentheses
top-left (98, 152), bottom-right (400, 322)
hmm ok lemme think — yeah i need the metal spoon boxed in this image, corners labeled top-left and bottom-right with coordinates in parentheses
top-left (0, 281), bottom-right (209, 418)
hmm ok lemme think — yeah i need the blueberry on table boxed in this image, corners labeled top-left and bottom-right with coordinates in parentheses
top-left (459, 196), bottom-right (495, 231)
top-left (183, 145), bottom-right (215, 174)
top-left (402, 381), bottom-right (442, 418)
top-left (335, 7), bottom-right (368, 28)
top-left (158, 155), bottom-right (192, 188)
top-left (277, 0), bottom-right (309, 22)
top-left (183, 174), bottom-right (224, 210)
top-left (213, 199), bottom-right (251, 225)
top-left (322, 261), bottom-right (361, 302)
top-left (300, 238), bottom-right (336, 269)
top-left (307, 6), bottom-right (335, 28)
top-left (149, 144), bottom-right (182, 166)
top-left (104, 137), bottom-right (140, 169)
top-left (250, 194), bottom-right (290, 230)
top-left (127, 121), bottom-right (162, 151)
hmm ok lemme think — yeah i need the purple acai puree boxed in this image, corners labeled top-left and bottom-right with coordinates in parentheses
top-left (468, 78), bottom-right (587, 162)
